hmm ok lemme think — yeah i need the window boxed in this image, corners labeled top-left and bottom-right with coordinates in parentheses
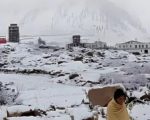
top-left (142, 45), bottom-right (144, 48)
top-left (139, 45), bottom-right (141, 48)
top-left (135, 45), bottom-right (137, 48)
top-left (130, 45), bottom-right (132, 48)
top-left (146, 45), bottom-right (148, 48)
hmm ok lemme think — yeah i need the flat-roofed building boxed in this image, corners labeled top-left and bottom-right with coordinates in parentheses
top-left (116, 40), bottom-right (150, 54)
top-left (9, 24), bottom-right (20, 42)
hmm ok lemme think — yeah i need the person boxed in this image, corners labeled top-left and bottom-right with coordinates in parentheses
top-left (107, 88), bottom-right (130, 120)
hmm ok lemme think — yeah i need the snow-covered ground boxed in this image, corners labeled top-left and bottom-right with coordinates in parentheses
top-left (0, 42), bottom-right (150, 120)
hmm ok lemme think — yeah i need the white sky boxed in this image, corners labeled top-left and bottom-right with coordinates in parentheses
top-left (0, 0), bottom-right (150, 37)
top-left (110, 0), bottom-right (150, 29)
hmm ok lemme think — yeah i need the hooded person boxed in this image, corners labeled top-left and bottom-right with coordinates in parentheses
top-left (107, 88), bottom-right (130, 120)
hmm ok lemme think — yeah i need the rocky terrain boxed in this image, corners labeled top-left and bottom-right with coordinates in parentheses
top-left (0, 42), bottom-right (150, 120)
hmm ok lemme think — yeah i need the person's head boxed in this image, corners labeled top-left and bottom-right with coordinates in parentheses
top-left (114, 88), bottom-right (127, 105)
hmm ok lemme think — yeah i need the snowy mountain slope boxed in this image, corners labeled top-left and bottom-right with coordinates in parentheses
top-left (16, 0), bottom-right (148, 45)
top-left (53, 0), bottom-right (145, 34)
top-left (0, 0), bottom-right (148, 45)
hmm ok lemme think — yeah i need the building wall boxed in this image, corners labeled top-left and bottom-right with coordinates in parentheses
top-left (9, 24), bottom-right (20, 42)
top-left (95, 41), bottom-right (107, 49)
top-left (125, 49), bottom-right (149, 54)
top-left (116, 41), bottom-right (150, 54)
top-left (84, 41), bottom-right (107, 49)
top-left (0, 38), bottom-right (7, 44)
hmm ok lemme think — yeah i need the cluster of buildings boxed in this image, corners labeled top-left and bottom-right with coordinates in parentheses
top-left (67, 35), bottom-right (150, 54)
top-left (0, 24), bottom-right (20, 44)
top-left (67, 35), bottom-right (107, 50)
top-left (0, 24), bottom-right (150, 55)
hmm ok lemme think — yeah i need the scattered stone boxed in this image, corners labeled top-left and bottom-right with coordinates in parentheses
top-left (69, 74), bottom-right (79, 79)
top-left (43, 56), bottom-right (51, 59)
top-left (58, 61), bottom-right (66, 64)
top-left (140, 94), bottom-right (150, 101)
top-left (74, 56), bottom-right (83, 61)
top-left (58, 74), bottom-right (66, 77)
top-left (86, 52), bottom-right (93, 57)
top-left (96, 52), bottom-right (105, 57)
top-left (7, 109), bottom-right (47, 117)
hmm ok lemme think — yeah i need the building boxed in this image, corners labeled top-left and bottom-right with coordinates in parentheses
top-left (9, 24), bottom-right (20, 42)
top-left (67, 35), bottom-right (107, 49)
top-left (0, 38), bottom-right (7, 44)
top-left (67, 35), bottom-right (85, 49)
top-left (116, 40), bottom-right (150, 54)
top-left (84, 41), bottom-right (107, 49)
top-left (72, 35), bottom-right (81, 46)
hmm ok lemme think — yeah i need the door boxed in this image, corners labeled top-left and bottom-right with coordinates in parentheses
top-left (145, 50), bottom-right (148, 54)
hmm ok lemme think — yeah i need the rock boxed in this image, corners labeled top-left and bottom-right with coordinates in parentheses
top-left (69, 74), bottom-right (79, 79)
top-left (86, 52), bottom-right (94, 57)
top-left (140, 94), bottom-right (150, 101)
top-left (43, 56), bottom-right (51, 59)
top-left (96, 52), bottom-right (105, 57)
top-left (58, 61), bottom-right (66, 64)
top-left (74, 56), bottom-right (83, 61)
top-left (6, 106), bottom-right (47, 117)
top-left (0, 63), bottom-right (7, 67)
top-left (58, 74), bottom-right (65, 77)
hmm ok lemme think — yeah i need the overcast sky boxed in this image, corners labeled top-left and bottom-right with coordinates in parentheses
top-left (0, 0), bottom-right (150, 37)
top-left (110, 0), bottom-right (150, 28)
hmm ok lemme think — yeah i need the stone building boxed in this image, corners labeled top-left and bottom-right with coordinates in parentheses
top-left (9, 24), bottom-right (20, 42)
top-left (116, 40), bottom-right (150, 54)
top-left (67, 35), bottom-right (85, 49)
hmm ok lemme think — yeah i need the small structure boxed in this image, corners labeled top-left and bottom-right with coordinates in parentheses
top-left (67, 35), bottom-right (85, 49)
top-left (0, 38), bottom-right (7, 44)
top-left (9, 24), bottom-right (20, 42)
top-left (116, 40), bottom-right (150, 54)
top-left (72, 35), bottom-right (81, 46)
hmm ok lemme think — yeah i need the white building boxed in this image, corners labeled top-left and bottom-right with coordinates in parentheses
top-left (116, 40), bottom-right (150, 54)
top-left (84, 41), bottom-right (107, 49)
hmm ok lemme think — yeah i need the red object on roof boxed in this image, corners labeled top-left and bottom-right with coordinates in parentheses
top-left (0, 38), bottom-right (7, 44)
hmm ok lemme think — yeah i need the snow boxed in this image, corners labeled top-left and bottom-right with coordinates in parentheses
top-left (59, 61), bottom-right (89, 72)
top-left (0, 43), bottom-right (150, 119)
top-left (131, 104), bottom-right (150, 120)
top-left (66, 105), bottom-right (95, 120)
top-left (128, 54), bottom-right (137, 62)
top-left (7, 105), bottom-right (34, 114)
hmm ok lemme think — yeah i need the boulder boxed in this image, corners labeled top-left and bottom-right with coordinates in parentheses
top-left (69, 74), bottom-right (79, 79)
top-left (88, 85), bottom-right (123, 107)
